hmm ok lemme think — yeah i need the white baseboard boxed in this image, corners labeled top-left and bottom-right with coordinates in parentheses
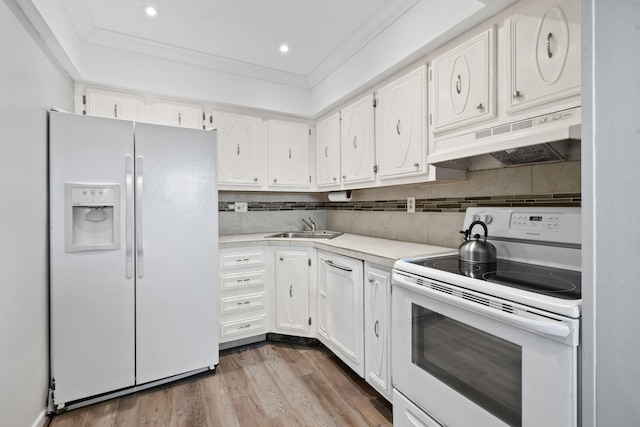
top-left (31, 410), bottom-right (48, 427)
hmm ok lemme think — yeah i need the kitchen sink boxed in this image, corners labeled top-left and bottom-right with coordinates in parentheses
top-left (266, 230), bottom-right (343, 239)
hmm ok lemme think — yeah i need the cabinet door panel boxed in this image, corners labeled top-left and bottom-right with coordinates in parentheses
top-left (507, 0), bottom-right (581, 112)
top-left (316, 112), bottom-right (341, 188)
top-left (85, 88), bottom-right (145, 122)
top-left (275, 250), bottom-right (310, 334)
top-left (269, 121), bottom-right (310, 188)
top-left (364, 265), bottom-right (392, 401)
top-left (431, 29), bottom-right (495, 131)
top-left (215, 112), bottom-right (262, 186)
top-left (340, 94), bottom-right (375, 184)
top-left (153, 101), bottom-right (203, 129)
top-left (376, 66), bottom-right (426, 179)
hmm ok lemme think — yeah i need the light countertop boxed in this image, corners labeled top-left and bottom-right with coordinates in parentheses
top-left (219, 232), bottom-right (456, 268)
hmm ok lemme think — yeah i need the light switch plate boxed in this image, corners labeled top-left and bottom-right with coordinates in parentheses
top-left (235, 202), bottom-right (248, 212)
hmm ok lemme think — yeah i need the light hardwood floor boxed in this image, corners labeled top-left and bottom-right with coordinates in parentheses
top-left (47, 342), bottom-right (393, 427)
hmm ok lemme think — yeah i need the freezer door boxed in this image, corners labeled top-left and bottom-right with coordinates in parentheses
top-left (49, 112), bottom-right (136, 404)
top-left (134, 123), bottom-right (219, 384)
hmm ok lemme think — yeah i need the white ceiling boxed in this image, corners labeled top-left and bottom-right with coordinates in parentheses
top-left (17, 0), bottom-right (520, 117)
top-left (60, 0), bottom-right (417, 89)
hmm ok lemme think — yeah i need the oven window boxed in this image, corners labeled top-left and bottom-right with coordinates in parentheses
top-left (412, 304), bottom-right (522, 426)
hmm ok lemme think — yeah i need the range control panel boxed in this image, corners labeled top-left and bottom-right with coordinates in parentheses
top-left (509, 213), bottom-right (561, 231)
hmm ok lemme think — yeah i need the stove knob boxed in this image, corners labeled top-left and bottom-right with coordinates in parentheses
top-left (481, 214), bottom-right (493, 224)
top-left (472, 214), bottom-right (481, 222)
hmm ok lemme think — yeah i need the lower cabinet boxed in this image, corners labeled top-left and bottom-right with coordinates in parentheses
top-left (218, 248), bottom-right (268, 344)
top-left (364, 263), bottom-right (392, 401)
top-left (273, 248), bottom-right (315, 338)
top-left (318, 250), bottom-right (364, 377)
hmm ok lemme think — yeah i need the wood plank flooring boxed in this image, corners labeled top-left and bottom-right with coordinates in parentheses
top-left (47, 342), bottom-right (393, 427)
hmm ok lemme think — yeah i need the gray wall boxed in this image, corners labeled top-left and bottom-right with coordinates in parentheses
top-left (582, 1), bottom-right (640, 425)
top-left (0, 1), bottom-right (73, 426)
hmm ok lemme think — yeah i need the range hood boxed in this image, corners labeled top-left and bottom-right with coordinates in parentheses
top-left (428, 107), bottom-right (581, 168)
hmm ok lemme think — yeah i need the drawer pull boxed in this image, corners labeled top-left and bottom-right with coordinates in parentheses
top-left (238, 323), bottom-right (251, 329)
top-left (236, 301), bottom-right (251, 306)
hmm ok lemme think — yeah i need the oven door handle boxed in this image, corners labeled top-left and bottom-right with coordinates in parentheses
top-left (394, 274), bottom-right (571, 338)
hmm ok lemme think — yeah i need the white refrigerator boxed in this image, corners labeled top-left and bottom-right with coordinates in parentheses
top-left (48, 111), bottom-right (218, 409)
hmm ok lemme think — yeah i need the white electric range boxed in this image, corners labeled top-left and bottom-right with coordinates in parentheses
top-left (392, 207), bottom-right (581, 427)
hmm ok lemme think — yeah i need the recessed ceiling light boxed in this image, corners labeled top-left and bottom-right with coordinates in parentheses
top-left (279, 44), bottom-right (290, 54)
top-left (144, 6), bottom-right (159, 17)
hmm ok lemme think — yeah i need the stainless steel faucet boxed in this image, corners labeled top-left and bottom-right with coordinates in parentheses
top-left (302, 217), bottom-right (316, 231)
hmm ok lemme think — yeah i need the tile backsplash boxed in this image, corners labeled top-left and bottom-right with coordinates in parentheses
top-left (219, 161), bottom-right (581, 247)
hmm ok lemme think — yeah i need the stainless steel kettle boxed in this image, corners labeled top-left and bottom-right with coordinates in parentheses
top-left (459, 220), bottom-right (497, 264)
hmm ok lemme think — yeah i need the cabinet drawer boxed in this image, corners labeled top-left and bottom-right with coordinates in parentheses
top-left (220, 316), bottom-right (267, 341)
top-left (220, 252), bottom-right (265, 269)
top-left (220, 293), bottom-right (266, 315)
top-left (220, 270), bottom-right (266, 291)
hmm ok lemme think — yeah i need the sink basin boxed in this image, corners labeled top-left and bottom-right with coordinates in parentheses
top-left (266, 230), bottom-right (343, 239)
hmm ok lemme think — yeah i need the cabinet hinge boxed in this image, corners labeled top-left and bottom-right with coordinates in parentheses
top-left (309, 128), bottom-right (311, 136)
top-left (373, 97), bottom-right (378, 108)
top-left (202, 112), bottom-right (205, 120)
top-left (309, 175), bottom-right (312, 183)
top-left (308, 258), bottom-right (312, 267)
top-left (50, 378), bottom-right (56, 390)
top-left (308, 317), bottom-right (312, 326)
top-left (209, 115), bottom-right (213, 124)
top-left (373, 164), bottom-right (378, 174)
top-left (82, 95), bottom-right (86, 105)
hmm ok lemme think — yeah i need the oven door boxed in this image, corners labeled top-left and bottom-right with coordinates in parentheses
top-left (392, 270), bottom-right (579, 427)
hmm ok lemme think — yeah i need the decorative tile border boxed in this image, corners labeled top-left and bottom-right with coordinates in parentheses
top-left (219, 193), bottom-right (581, 213)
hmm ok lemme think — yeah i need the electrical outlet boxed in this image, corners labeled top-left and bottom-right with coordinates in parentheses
top-left (235, 202), bottom-right (248, 212)
top-left (407, 197), bottom-right (415, 213)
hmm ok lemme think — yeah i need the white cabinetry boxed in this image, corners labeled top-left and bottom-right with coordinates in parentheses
top-left (506, 0), bottom-right (581, 113)
top-left (213, 112), bottom-right (263, 188)
top-left (316, 112), bottom-right (341, 189)
top-left (431, 28), bottom-right (495, 131)
top-left (268, 120), bottom-right (311, 189)
top-left (375, 66), bottom-right (427, 180)
top-left (85, 88), bottom-right (145, 122)
top-left (218, 249), bottom-right (268, 345)
top-left (153, 100), bottom-right (203, 129)
top-left (364, 263), bottom-right (392, 401)
top-left (274, 249), bottom-right (315, 337)
top-left (340, 94), bottom-right (376, 185)
top-left (317, 251), bottom-right (364, 377)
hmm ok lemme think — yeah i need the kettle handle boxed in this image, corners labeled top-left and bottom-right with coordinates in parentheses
top-left (468, 220), bottom-right (489, 242)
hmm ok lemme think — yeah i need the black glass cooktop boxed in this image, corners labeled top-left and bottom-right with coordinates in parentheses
top-left (409, 255), bottom-right (581, 300)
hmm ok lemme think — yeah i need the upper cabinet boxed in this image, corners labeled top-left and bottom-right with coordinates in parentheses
top-left (85, 88), bottom-right (145, 122)
top-left (213, 112), bottom-right (263, 187)
top-left (375, 65), bottom-right (427, 180)
top-left (153, 100), bottom-right (203, 129)
top-left (340, 94), bottom-right (376, 186)
top-left (268, 120), bottom-right (311, 189)
top-left (430, 28), bottom-right (495, 132)
top-left (316, 112), bottom-right (341, 189)
top-left (506, 0), bottom-right (581, 113)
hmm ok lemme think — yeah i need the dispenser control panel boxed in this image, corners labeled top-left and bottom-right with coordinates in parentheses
top-left (70, 187), bottom-right (116, 206)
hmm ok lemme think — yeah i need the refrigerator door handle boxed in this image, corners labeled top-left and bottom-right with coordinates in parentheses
top-left (135, 156), bottom-right (144, 278)
top-left (125, 155), bottom-right (134, 279)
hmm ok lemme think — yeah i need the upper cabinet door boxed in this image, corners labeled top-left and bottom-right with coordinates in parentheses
top-left (376, 66), bottom-right (427, 180)
top-left (268, 120), bottom-right (310, 188)
top-left (85, 88), bottom-right (145, 122)
top-left (507, 0), bottom-right (581, 113)
top-left (214, 112), bottom-right (262, 187)
top-left (316, 112), bottom-right (341, 189)
top-left (340, 94), bottom-right (376, 185)
top-left (431, 28), bottom-right (495, 132)
top-left (153, 100), bottom-right (203, 129)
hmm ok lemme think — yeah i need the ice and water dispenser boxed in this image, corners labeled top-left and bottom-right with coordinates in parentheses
top-left (65, 183), bottom-right (120, 252)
